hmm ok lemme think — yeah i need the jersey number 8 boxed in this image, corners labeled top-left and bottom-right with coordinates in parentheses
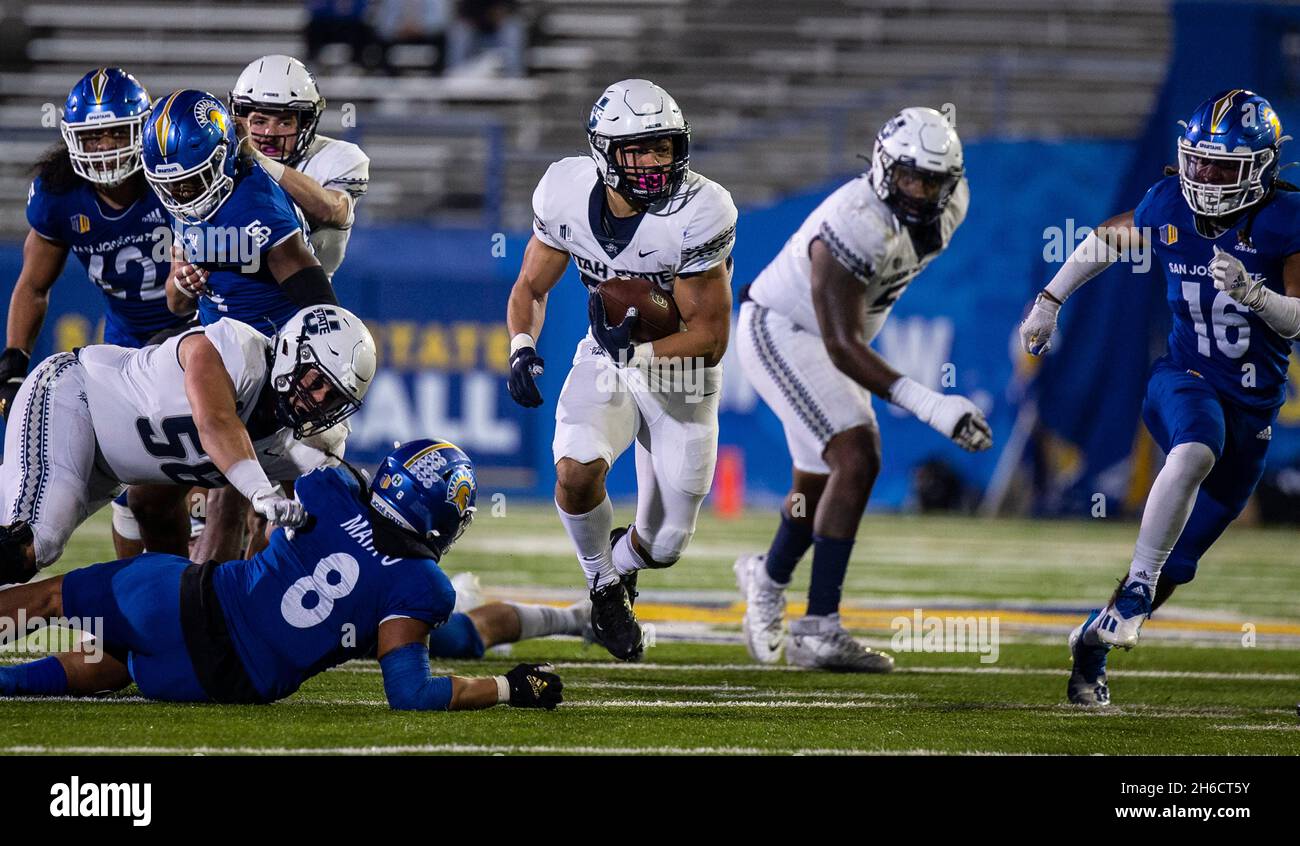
top-left (280, 553), bottom-right (361, 628)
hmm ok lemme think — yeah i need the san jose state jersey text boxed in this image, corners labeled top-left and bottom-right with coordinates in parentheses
top-left (26, 176), bottom-right (184, 347)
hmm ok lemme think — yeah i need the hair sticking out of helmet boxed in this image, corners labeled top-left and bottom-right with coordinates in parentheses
top-left (1177, 89), bottom-right (1290, 218)
top-left (369, 439), bottom-right (478, 559)
top-left (270, 305), bottom-right (377, 439)
top-left (229, 55), bottom-right (325, 169)
top-left (60, 68), bottom-right (152, 186)
top-left (869, 106), bottom-right (965, 226)
top-left (588, 79), bottom-right (691, 205)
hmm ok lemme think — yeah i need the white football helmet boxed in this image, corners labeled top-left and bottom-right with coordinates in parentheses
top-left (270, 305), bottom-right (376, 438)
top-left (229, 55), bottom-right (324, 168)
top-left (868, 106), bottom-right (964, 226)
top-left (587, 79), bottom-right (690, 204)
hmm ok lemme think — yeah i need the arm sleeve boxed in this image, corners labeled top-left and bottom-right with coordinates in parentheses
top-left (380, 642), bottom-right (454, 711)
top-left (25, 180), bottom-right (63, 242)
top-left (531, 163), bottom-right (566, 250)
top-left (679, 184), bottom-right (738, 274)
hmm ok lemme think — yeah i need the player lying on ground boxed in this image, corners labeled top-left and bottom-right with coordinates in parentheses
top-left (733, 107), bottom-right (991, 671)
top-left (1018, 89), bottom-right (1300, 706)
top-left (0, 305), bottom-right (374, 584)
top-left (0, 68), bottom-right (192, 560)
top-left (506, 79), bottom-right (737, 661)
top-left (0, 439), bottom-right (563, 711)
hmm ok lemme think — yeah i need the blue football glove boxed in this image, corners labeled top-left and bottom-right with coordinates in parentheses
top-left (588, 291), bottom-right (639, 364)
top-left (508, 345), bottom-right (545, 408)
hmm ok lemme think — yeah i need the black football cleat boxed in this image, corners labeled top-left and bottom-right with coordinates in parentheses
top-left (609, 524), bottom-right (639, 607)
top-left (0, 521), bottom-right (37, 585)
top-left (589, 580), bottom-right (644, 662)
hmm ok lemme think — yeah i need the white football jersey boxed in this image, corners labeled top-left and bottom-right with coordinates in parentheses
top-left (78, 318), bottom-right (328, 485)
top-left (297, 134), bottom-right (370, 277)
top-left (748, 174), bottom-right (969, 341)
top-left (532, 156), bottom-right (737, 293)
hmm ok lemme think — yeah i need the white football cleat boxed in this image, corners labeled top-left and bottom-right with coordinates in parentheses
top-left (1093, 580), bottom-right (1153, 650)
top-left (450, 572), bottom-right (485, 615)
top-left (786, 614), bottom-right (894, 673)
top-left (734, 553), bottom-right (787, 664)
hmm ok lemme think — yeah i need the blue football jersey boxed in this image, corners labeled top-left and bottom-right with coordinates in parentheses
top-left (26, 177), bottom-right (185, 347)
top-left (174, 163), bottom-right (306, 336)
top-left (212, 465), bottom-right (456, 702)
top-left (1135, 176), bottom-right (1300, 411)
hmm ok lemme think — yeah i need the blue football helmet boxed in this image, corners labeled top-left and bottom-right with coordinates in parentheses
top-left (141, 89), bottom-right (238, 222)
top-left (60, 68), bottom-right (152, 185)
top-left (1178, 89), bottom-right (1291, 217)
top-left (369, 439), bottom-right (478, 559)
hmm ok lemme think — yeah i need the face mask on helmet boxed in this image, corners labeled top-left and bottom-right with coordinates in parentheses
top-left (146, 143), bottom-right (234, 223)
top-left (1177, 143), bottom-right (1272, 217)
top-left (879, 155), bottom-right (961, 226)
top-left (230, 104), bottom-right (319, 167)
top-left (368, 440), bottom-right (478, 559)
top-left (273, 354), bottom-right (363, 439)
top-left (595, 130), bottom-right (690, 204)
top-left (61, 117), bottom-right (143, 185)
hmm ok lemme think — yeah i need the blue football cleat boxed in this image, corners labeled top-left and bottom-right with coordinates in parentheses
top-left (1068, 610), bottom-right (1112, 706)
top-left (1095, 579), bottom-right (1153, 649)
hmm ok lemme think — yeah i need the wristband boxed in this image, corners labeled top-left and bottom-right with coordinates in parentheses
top-left (494, 675), bottom-right (510, 704)
top-left (888, 375), bottom-right (939, 422)
top-left (224, 458), bottom-right (275, 503)
top-left (510, 333), bottom-right (536, 356)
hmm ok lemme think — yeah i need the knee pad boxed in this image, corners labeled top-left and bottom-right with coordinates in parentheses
top-left (426, 612), bottom-right (486, 660)
top-left (1167, 441), bottom-right (1217, 484)
top-left (111, 500), bottom-right (142, 541)
top-left (636, 523), bottom-right (694, 568)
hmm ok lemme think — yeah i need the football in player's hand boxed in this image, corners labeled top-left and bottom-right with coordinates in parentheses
top-left (596, 276), bottom-right (682, 343)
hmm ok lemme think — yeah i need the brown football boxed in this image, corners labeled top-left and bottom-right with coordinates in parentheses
top-left (597, 276), bottom-right (682, 343)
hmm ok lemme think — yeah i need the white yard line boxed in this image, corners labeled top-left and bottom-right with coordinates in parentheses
top-left (0, 743), bottom-right (1016, 756)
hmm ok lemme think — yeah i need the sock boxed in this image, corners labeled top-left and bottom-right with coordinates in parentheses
top-left (1126, 442), bottom-right (1215, 590)
top-left (611, 528), bottom-right (646, 576)
top-left (508, 602), bottom-right (586, 640)
top-left (0, 656), bottom-right (69, 696)
top-left (807, 535), bottom-right (854, 617)
top-left (765, 509), bottom-right (812, 585)
top-left (556, 497), bottom-right (618, 590)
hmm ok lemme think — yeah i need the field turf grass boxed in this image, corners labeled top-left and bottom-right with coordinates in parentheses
top-left (2, 506), bottom-right (1298, 755)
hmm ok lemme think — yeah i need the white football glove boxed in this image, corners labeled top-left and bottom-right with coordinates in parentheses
top-left (250, 486), bottom-right (308, 529)
top-left (1211, 245), bottom-right (1264, 308)
top-left (1018, 294), bottom-right (1061, 356)
top-left (174, 260), bottom-right (210, 299)
top-left (890, 377), bottom-right (994, 452)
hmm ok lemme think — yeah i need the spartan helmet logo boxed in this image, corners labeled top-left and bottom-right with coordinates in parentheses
top-left (301, 307), bottom-right (341, 336)
top-left (445, 466), bottom-right (476, 516)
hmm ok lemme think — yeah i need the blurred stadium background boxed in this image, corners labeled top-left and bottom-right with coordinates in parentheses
top-left (0, 0), bottom-right (1298, 525)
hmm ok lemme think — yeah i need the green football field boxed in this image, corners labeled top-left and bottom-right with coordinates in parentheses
top-left (2, 505), bottom-right (1299, 755)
